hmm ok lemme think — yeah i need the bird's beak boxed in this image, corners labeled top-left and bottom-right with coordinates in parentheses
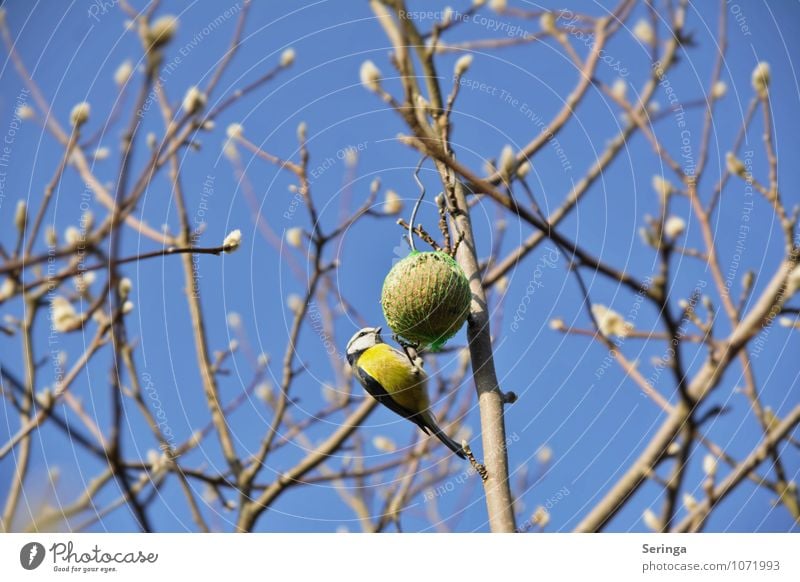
top-left (375, 327), bottom-right (382, 334)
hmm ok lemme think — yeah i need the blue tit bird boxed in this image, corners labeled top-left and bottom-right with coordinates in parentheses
top-left (346, 326), bottom-right (466, 459)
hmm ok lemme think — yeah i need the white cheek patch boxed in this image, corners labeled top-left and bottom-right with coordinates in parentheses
top-left (354, 337), bottom-right (373, 353)
top-left (347, 336), bottom-right (370, 355)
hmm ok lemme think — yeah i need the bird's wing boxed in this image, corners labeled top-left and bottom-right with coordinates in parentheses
top-left (355, 366), bottom-right (430, 434)
top-left (358, 344), bottom-right (431, 408)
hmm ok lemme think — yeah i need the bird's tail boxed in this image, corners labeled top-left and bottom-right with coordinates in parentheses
top-left (421, 411), bottom-right (467, 459)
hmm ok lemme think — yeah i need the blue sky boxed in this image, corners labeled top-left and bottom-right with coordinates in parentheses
top-left (0, 0), bottom-right (798, 532)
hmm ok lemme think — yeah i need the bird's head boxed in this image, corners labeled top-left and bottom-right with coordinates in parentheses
top-left (346, 326), bottom-right (383, 365)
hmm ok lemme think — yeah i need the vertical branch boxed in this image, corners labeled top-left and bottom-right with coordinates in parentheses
top-left (145, 20), bottom-right (246, 481)
top-left (172, 160), bottom-right (241, 477)
top-left (0, 299), bottom-right (36, 531)
top-left (373, 0), bottom-right (517, 531)
top-left (447, 174), bottom-right (517, 532)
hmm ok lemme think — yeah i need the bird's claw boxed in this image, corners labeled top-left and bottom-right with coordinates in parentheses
top-left (394, 334), bottom-right (423, 370)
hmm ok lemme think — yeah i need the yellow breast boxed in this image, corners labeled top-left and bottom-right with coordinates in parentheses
top-left (357, 343), bottom-right (430, 413)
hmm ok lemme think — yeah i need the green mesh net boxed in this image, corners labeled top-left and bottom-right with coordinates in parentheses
top-left (381, 251), bottom-right (472, 350)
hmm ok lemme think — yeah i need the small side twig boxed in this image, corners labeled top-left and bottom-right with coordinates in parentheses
top-left (463, 440), bottom-right (488, 482)
top-left (396, 219), bottom-right (441, 252)
top-left (450, 229), bottom-right (465, 257)
top-left (436, 193), bottom-right (452, 253)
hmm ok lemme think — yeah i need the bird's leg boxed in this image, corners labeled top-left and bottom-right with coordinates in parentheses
top-left (394, 334), bottom-right (423, 372)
